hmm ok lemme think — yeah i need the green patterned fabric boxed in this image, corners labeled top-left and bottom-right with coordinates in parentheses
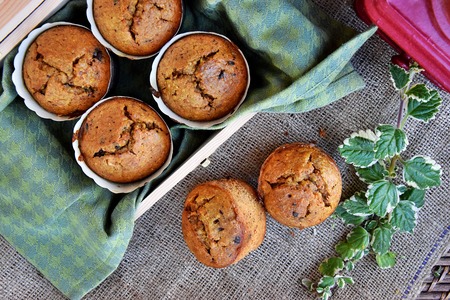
top-left (0, 0), bottom-right (375, 299)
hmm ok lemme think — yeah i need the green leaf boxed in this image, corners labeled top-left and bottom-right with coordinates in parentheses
top-left (391, 201), bottom-right (418, 233)
top-left (409, 61), bottom-right (424, 74)
top-left (335, 241), bottom-right (356, 260)
top-left (319, 289), bottom-right (332, 300)
top-left (319, 258), bottom-right (344, 276)
top-left (389, 64), bottom-right (410, 90)
top-left (347, 226), bottom-right (370, 250)
top-left (365, 220), bottom-right (378, 232)
top-left (376, 251), bottom-right (397, 269)
top-left (407, 90), bottom-right (442, 122)
top-left (336, 276), bottom-right (354, 289)
top-left (342, 276), bottom-right (354, 285)
top-left (396, 185), bottom-right (408, 194)
top-left (345, 261), bottom-right (355, 271)
top-left (406, 83), bottom-right (431, 102)
top-left (301, 278), bottom-right (314, 291)
top-left (352, 248), bottom-right (369, 261)
top-left (318, 276), bottom-right (336, 288)
top-left (355, 162), bottom-right (388, 183)
top-left (336, 278), bottom-right (345, 289)
top-left (334, 205), bottom-right (367, 226)
top-left (403, 156), bottom-right (442, 189)
top-left (339, 130), bottom-right (377, 168)
top-left (370, 223), bottom-right (394, 255)
top-left (367, 180), bottom-right (400, 217)
top-left (374, 125), bottom-right (408, 160)
top-left (400, 187), bottom-right (426, 208)
top-left (342, 193), bottom-right (372, 217)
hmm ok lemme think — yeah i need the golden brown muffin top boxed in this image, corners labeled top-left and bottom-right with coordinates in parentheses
top-left (77, 97), bottom-right (171, 183)
top-left (93, 0), bottom-right (183, 56)
top-left (258, 143), bottom-right (342, 229)
top-left (182, 178), bottom-right (266, 268)
top-left (182, 181), bottom-right (244, 268)
top-left (156, 33), bottom-right (249, 122)
top-left (23, 25), bottom-right (111, 117)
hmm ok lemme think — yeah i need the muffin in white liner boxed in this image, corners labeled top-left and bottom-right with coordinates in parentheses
top-left (12, 22), bottom-right (113, 121)
top-left (149, 31), bottom-right (250, 129)
top-left (86, 0), bottom-right (183, 60)
top-left (72, 96), bottom-right (173, 194)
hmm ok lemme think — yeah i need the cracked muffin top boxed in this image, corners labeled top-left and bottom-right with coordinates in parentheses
top-left (93, 0), bottom-right (183, 57)
top-left (77, 96), bottom-right (171, 183)
top-left (182, 178), bottom-right (266, 268)
top-left (258, 143), bottom-right (342, 229)
top-left (156, 33), bottom-right (249, 122)
top-left (22, 25), bottom-right (111, 117)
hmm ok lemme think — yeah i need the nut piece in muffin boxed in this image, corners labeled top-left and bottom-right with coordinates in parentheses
top-left (77, 97), bottom-right (171, 183)
top-left (93, 0), bottom-right (183, 57)
top-left (182, 178), bottom-right (266, 268)
top-left (258, 143), bottom-right (342, 229)
top-left (156, 33), bottom-right (249, 122)
top-left (22, 25), bottom-right (111, 117)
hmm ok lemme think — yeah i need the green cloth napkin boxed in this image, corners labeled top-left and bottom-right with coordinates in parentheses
top-left (0, 0), bottom-right (376, 298)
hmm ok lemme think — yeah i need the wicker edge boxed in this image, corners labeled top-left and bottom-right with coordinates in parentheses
top-left (418, 244), bottom-right (450, 300)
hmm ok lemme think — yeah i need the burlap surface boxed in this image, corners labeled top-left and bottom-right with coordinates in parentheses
top-left (1, 0), bottom-right (449, 299)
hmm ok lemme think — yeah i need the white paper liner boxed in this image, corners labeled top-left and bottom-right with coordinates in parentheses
top-left (149, 31), bottom-right (251, 129)
top-left (12, 22), bottom-right (113, 121)
top-left (72, 96), bottom-right (173, 194)
top-left (86, 0), bottom-right (183, 60)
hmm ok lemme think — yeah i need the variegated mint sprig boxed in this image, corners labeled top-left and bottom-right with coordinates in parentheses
top-left (302, 63), bottom-right (442, 300)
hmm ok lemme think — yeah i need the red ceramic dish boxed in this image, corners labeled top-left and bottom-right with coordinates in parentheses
top-left (354, 0), bottom-right (450, 92)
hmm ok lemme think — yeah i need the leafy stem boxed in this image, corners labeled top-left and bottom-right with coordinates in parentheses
top-left (396, 90), bottom-right (407, 129)
top-left (397, 69), bottom-right (417, 130)
top-left (398, 108), bottom-right (408, 130)
top-left (303, 63), bottom-right (443, 299)
top-left (387, 154), bottom-right (399, 176)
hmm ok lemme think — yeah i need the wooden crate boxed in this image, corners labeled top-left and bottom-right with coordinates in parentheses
top-left (0, 0), bottom-right (68, 62)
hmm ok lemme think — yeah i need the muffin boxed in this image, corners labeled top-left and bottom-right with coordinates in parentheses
top-left (92, 0), bottom-right (183, 57)
top-left (76, 96), bottom-right (171, 183)
top-left (258, 143), bottom-right (342, 229)
top-left (156, 32), bottom-right (249, 122)
top-left (182, 178), bottom-right (266, 268)
top-left (22, 24), bottom-right (111, 117)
